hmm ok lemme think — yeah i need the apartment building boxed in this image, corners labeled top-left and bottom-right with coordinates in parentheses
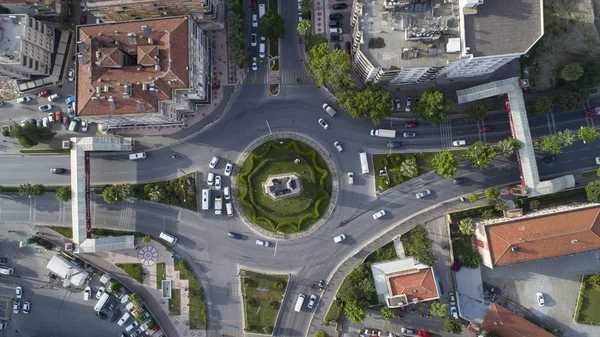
top-left (82, 0), bottom-right (218, 25)
top-left (0, 14), bottom-right (54, 80)
top-left (349, 0), bottom-right (543, 85)
top-left (76, 16), bottom-right (210, 128)
top-left (0, 0), bottom-right (62, 16)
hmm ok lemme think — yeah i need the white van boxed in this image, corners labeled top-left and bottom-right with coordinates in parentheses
top-left (294, 293), bottom-right (305, 312)
top-left (117, 312), bottom-right (131, 326)
top-left (68, 120), bottom-right (77, 131)
top-left (259, 43), bottom-right (266, 59)
top-left (100, 273), bottom-right (112, 285)
top-left (207, 172), bottom-right (215, 186)
top-left (226, 202), bottom-right (233, 217)
top-left (159, 231), bottom-right (177, 244)
top-left (0, 266), bottom-right (13, 275)
top-left (329, 28), bottom-right (342, 34)
top-left (129, 152), bottom-right (146, 160)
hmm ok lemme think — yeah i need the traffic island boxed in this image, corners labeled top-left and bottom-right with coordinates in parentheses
top-left (240, 269), bottom-right (289, 334)
top-left (236, 137), bottom-right (333, 234)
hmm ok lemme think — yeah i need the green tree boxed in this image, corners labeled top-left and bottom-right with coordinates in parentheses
top-left (482, 209), bottom-right (494, 219)
top-left (102, 185), bottom-right (121, 204)
top-left (494, 200), bottom-right (507, 212)
top-left (467, 102), bottom-right (487, 121)
top-left (11, 124), bottom-right (56, 148)
top-left (119, 184), bottom-right (132, 200)
top-left (31, 184), bottom-right (46, 197)
top-left (147, 321), bottom-right (156, 330)
top-left (586, 181), bottom-right (600, 202)
top-left (337, 265), bottom-right (375, 307)
top-left (18, 183), bottom-right (33, 197)
top-left (533, 96), bottom-right (554, 115)
top-left (110, 282), bottom-right (121, 293)
top-left (429, 301), bottom-right (448, 317)
top-left (301, 0), bottom-right (313, 13)
top-left (305, 34), bottom-right (327, 50)
top-left (2, 128), bottom-right (9, 137)
top-left (468, 193), bottom-right (478, 203)
top-left (485, 187), bottom-right (500, 200)
top-left (561, 63), bottom-right (584, 82)
top-left (406, 224), bottom-right (436, 266)
top-left (309, 43), bottom-right (353, 91)
top-left (539, 135), bottom-right (562, 154)
top-left (558, 90), bottom-right (587, 112)
top-left (496, 138), bottom-right (523, 157)
top-left (337, 84), bottom-right (392, 124)
top-left (461, 249), bottom-right (482, 268)
top-left (142, 235), bottom-right (151, 243)
top-left (582, 63), bottom-right (600, 87)
top-left (413, 88), bottom-right (452, 125)
top-left (529, 199), bottom-right (541, 210)
top-left (557, 129), bottom-right (575, 147)
top-left (344, 301), bottom-right (366, 323)
top-left (467, 141), bottom-right (496, 169)
top-left (459, 218), bottom-right (475, 236)
top-left (444, 316), bottom-right (463, 334)
top-left (578, 126), bottom-right (598, 143)
top-left (56, 186), bottom-right (72, 202)
top-left (297, 19), bottom-right (312, 36)
top-left (129, 293), bottom-right (141, 307)
top-left (314, 330), bottom-right (328, 337)
top-left (259, 10), bottom-right (286, 40)
top-left (381, 306), bottom-right (395, 321)
top-left (431, 151), bottom-right (458, 178)
top-left (400, 157), bottom-right (418, 178)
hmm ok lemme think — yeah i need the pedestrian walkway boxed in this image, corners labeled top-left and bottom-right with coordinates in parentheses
top-left (438, 119), bottom-right (453, 149)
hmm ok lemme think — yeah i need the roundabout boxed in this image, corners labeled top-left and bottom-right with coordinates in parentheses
top-left (236, 134), bottom-right (335, 234)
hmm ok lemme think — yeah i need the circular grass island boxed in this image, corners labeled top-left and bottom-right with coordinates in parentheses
top-left (236, 138), bottom-right (333, 234)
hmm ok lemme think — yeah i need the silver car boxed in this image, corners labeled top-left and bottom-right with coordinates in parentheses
top-left (415, 189), bottom-right (431, 199)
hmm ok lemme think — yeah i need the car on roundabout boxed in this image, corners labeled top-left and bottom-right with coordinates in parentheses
top-left (536, 292), bottom-right (545, 306)
top-left (318, 118), bottom-right (329, 129)
top-left (333, 234), bottom-right (346, 243)
top-left (372, 210), bottom-right (386, 220)
top-left (415, 189), bottom-right (431, 199)
top-left (224, 163), bottom-right (233, 176)
top-left (347, 172), bottom-right (354, 185)
top-left (334, 141), bottom-right (343, 152)
top-left (255, 239), bottom-right (269, 247)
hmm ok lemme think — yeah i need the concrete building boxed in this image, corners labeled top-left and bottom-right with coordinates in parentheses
top-left (0, 14), bottom-right (54, 80)
top-left (0, 0), bottom-right (63, 16)
top-left (76, 16), bottom-right (210, 129)
top-left (82, 0), bottom-right (220, 26)
top-left (349, 0), bottom-right (543, 85)
top-left (371, 257), bottom-right (440, 308)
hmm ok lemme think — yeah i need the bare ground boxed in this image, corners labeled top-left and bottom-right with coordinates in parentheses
top-left (531, 0), bottom-right (600, 90)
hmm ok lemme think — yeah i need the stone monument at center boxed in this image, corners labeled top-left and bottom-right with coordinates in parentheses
top-left (263, 173), bottom-right (303, 199)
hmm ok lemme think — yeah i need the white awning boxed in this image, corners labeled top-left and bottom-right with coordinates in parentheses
top-left (46, 256), bottom-right (89, 287)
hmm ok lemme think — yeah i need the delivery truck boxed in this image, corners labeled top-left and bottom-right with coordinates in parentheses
top-left (259, 4), bottom-right (265, 18)
top-left (370, 129), bottom-right (396, 138)
top-left (214, 196), bottom-right (223, 215)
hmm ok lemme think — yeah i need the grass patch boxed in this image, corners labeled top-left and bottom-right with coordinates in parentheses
top-left (324, 299), bottom-right (343, 325)
top-left (49, 227), bottom-right (144, 239)
top-left (270, 39), bottom-right (279, 71)
top-left (169, 288), bottom-right (181, 315)
top-left (49, 227), bottom-right (73, 238)
top-left (576, 276), bottom-right (600, 324)
top-left (515, 187), bottom-right (587, 212)
top-left (237, 139), bottom-right (332, 233)
top-left (174, 258), bottom-right (207, 329)
top-left (19, 149), bottom-right (69, 154)
top-left (240, 270), bottom-right (288, 334)
top-left (156, 262), bottom-right (166, 290)
top-left (116, 263), bottom-right (143, 283)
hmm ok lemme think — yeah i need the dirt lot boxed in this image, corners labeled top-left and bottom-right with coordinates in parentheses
top-left (526, 0), bottom-right (600, 90)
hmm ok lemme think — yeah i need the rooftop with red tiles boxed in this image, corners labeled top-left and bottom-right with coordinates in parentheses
top-left (387, 268), bottom-right (438, 302)
top-left (76, 17), bottom-right (189, 117)
top-left (481, 304), bottom-right (555, 337)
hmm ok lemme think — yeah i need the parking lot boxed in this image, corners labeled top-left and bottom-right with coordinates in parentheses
top-left (0, 225), bottom-right (123, 337)
top-left (483, 250), bottom-right (600, 337)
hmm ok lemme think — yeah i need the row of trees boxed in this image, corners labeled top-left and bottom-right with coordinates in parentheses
top-left (531, 88), bottom-right (589, 115)
top-left (3, 123), bottom-right (56, 148)
top-left (15, 183), bottom-right (71, 202)
top-left (539, 127), bottom-right (598, 154)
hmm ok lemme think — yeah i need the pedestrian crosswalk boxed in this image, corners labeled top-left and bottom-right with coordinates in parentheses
top-left (244, 67), bottom-right (312, 85)
top-left (439, 118), bottom-right (453, 148)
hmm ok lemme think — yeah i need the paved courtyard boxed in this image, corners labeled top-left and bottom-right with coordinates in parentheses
top-left (483, 250), bottom-right (600, 337)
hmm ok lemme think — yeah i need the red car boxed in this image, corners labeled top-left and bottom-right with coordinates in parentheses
top-left (345, 41), bottom-right (351, 55)
top-left (80, 15), bottom-right (87, 24)
top-left (419, 331), bottom-right (431, 337)
top-left (405, 122), bottom-right (418, 128)
top-left (251, 0), bottom-right (257, 10)
top-left (479, 125), bottom-right (493, 133)
top-left (38, 90), bottom-right (50, 97)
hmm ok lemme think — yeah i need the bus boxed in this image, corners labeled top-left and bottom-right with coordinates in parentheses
top-left (201, 189), bottom-right (211, 210)
top-left (94, 292), bottom-right (110, 312)
top-left (359, 152), bottom-right (369, 174)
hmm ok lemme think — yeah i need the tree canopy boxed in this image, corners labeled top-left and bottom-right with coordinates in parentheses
top-left (405, 224), bottom-right (436, 266)
top-left (56, 186), bottom-right (72, 202)
top-left (467, 141), bottom-right (496, 169)
top-left (561, 63), bottom-right (584, 82)
top-left (539, 134), bottom-right (562, 154)
top-left (586, 181), bottom-right (600, 202)
top-left (431, 151), bottom-right (458, 178)
top-left (532, 96), bottom-right (553, 115)
top-left (459, 218), bottom-right (475, 236)
top-left (309, 43), bottom-right (353, 91)
top-left (102, 185), bottom-right (121, 204)
top-left (297, 19), bottom-right (312, 36)
top-left (444, 316), bottom-right (463, 334)
top-left (467, 102), bottom-right (487, 121)
top-left (337, 84), bottom-right (392, 124)
top-left (259, 10), bottom-right (285, 40)
top-left (11, 124), bottom-right (56, 148)
top-left (558, 89), bottom-right (588, 112)
top-left (578, 126), bottom-right (598, 143)
top-left (496, 137), bottom-right (522, 157)
top-left (413, 88), bottom-right (452, 125)
top-left (485, 187), bottom-right (500, 200)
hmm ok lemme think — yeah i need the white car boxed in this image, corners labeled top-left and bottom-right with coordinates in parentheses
top-left (84, 286), bottom-right (91, 300)
top-left (255, 239), bottom-right (270, 247)
top-left (47, 112), bottom-right (54, 123)
top-left (81, 119), bottom-right (88, 132)
top-left (207, 172), bottom-right (215, 186)
top-left (595, 157), bottom-right (600, 165)
top-left (96, 286), bottom-right (105, 299)
top-left (449, 292), bottom-right (456, 305)
top-left (400, 328), bottom-right (414, 334)
top-left (252, 57), bottom-right (258, 71)
top-left (415, 189), bottom-right (431, 199)
top-left (251, 33), bottom-right (257, 47)
top-left (17, 96), bottom-right (31, 104)
top-left (405, 96), bottom-right (412, 112)
top-left (334, 141), bottom-right (343, 152)
top-left (38, 104), bottom-right (52, 111)
top-left (318, 118), bottom-right (329, 129)
top-left (13, 300), bottom-right (20, 314)
top-left (15, 286), bottom-right (22, 299)
top-left (125, 321), bottom-right (139, 332)
top-left (450, 305), bottom-right (458, 319)
top-left (252, 14), bottom-right (258, 27)
top-left (209, 156), bottom-right (219, 168)
top-left (307, 294), bottom-right (317, 309)
top-left (536, 292), bottom-right (545, 306)
top-left (403, 132), bottom-right (416, 138)
top-left (347, 172), bottom-right (354, 185)
top-left (68, 69), bottom-right (75, 81)
top-left (224, 163), bottom-right (233, 176)
top-left (453, 140), bottom-right (467, 147)
top-left (224, 186), bottom-right (231, 200)
top-left (42, 117), bottom-right (48, 128)
top-left (215, 175), bottom-right (222, 190)
top-left (23, 301), bottom-right (30, 314)
top-left (372, 210), bottom-right (386, 220)
top-left (333, 234), bottom-right (346, 243)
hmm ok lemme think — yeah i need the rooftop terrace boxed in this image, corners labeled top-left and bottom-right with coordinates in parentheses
top-left (0, 16), bottom-right (24, 65)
